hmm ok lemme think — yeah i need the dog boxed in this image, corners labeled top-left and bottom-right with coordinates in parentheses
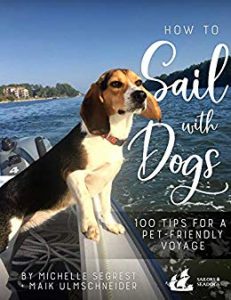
top-left (0, 69), bottom-right (161, 250)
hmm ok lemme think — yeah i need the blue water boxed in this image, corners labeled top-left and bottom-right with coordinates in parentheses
top-left (2, 93), bottom-right (231, 299)
top-left (0, 89), bottom-right (230, 212)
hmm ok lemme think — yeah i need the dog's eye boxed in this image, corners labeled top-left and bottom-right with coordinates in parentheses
top-left (135, 80), bottom-right (143, 87)
top-left (110, 81), bottom-right (123, 88)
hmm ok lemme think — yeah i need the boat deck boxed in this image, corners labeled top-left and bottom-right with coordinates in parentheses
top-left (0, 177), bottom-right (175, 300)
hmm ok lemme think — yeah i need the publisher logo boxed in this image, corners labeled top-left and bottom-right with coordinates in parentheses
top-left (166, 268), bottom-right (193, 292)
top-left (197, 277), bottom-right (220, 287)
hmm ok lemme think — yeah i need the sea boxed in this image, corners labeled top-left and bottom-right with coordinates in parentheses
top-left (1, 88), bottom-right (231, 299)
top-left (0, 89), bottom-right (230, 212)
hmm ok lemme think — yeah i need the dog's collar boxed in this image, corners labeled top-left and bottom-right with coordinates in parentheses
top-left (101, 134), bottom-right (126, 146)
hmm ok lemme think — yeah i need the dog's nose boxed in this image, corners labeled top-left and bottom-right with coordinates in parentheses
top-left (131, 90), bottom-right (147, 103)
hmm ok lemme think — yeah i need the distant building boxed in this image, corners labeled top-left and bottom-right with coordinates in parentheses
top-left (3, 86), bottom-right (29, 98)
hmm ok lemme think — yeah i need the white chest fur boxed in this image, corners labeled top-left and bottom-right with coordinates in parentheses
top-left (82, 112), bottom-right (134, 171)
top-left (82, 136), bottom-right (124, 170)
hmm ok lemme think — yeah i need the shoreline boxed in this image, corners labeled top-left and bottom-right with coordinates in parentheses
top-left (0, 95), bottom-right (82, 104)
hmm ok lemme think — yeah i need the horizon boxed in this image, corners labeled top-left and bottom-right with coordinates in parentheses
top-left (0, 0), bottom-right (230, 91)
top-left (1, 54), bottom-right (230, 93)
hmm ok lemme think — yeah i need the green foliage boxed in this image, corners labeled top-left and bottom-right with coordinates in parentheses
top-left (144, 56), bottom-right (231, 91)
top-left (0, 83), bottom-right (80, 101)
top-left (6, 95), bottom-right (15, 101)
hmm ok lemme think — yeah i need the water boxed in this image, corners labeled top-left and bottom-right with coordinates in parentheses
top-left (1, 91), bottom-right (231, 299)
top-left (1, 90), bottom-right (230, 212)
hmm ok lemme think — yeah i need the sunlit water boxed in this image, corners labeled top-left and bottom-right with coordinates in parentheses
top-left (1, 89), bottom-right (230, 212)
top-left (1, 90), bottom-right (231, 299)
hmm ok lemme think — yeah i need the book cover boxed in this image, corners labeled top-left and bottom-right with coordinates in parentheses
top-left (0, 1), bottom-right (230, 300)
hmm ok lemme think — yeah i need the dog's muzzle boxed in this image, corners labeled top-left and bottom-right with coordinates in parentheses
top-left (131, 90), bottom-right (147, 109)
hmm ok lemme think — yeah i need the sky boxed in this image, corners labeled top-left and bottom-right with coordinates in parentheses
top-left (0, 0), bottom-right (230, 92)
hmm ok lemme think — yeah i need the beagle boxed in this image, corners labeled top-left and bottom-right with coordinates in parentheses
top-left (0, 69), bottom-right (161, 250)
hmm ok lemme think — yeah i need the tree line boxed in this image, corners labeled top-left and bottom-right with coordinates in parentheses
top-left (0, 83), bottom-right (81, 101)
top-left (144, 56), bottom-right (231, 91)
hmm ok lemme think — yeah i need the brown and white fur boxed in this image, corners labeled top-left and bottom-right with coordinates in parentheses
top-left (0, 69), bottom-right (161, 250)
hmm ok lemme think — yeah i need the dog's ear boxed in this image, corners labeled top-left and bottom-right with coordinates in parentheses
top-left (97, 70), bottom-right (113, 91)
top-left (80, 83), bottom-right (110, 135)
top-left (141, 90), bottom-right (162, 121)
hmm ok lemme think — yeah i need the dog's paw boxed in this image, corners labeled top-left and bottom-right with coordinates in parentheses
top-left (81, 218), bottom-right (100, 242)
top-left (85, 225), bottom-right (100, 242)
top-left (105, 222), bottom-right (125, 235)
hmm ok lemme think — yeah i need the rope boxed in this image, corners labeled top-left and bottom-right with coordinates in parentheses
top-left (9, 205), bottom-right (81, 289)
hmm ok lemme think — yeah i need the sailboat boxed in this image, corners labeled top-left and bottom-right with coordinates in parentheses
top-left (167, 269), bottom-right (193, 292)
